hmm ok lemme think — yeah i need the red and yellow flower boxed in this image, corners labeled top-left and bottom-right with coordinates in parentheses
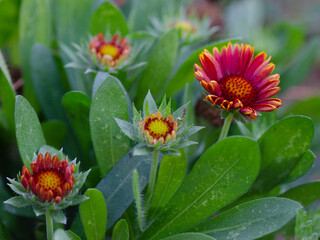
top-left (194, 42), bottom-right (282, 119)
top-left (20, 153), bottom-right (75, 203)
top-left (139, 112), bottom-right (178, 146)
top-left (89, 33), bottom-right (130, 69)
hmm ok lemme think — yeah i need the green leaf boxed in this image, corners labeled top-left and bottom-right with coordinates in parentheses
top-left (0, 51), bottom-right (15, 132)
top-left (280, 38), bottom-right (319, 91)
top-left (295, 209), bottom-right (319, 240)
top-left (66, 231), bottom-right (81, 240)
top-left (4, 196), bottom-right (32, 208)
top-left (282, 149), bottom-right (315, 183)
top-left (55, 0), bottom-right (94, 95)
top-left (19, 0), bottom-right (52, 109)
top-left (165, 38), bottom-right (240, 96)
top-left (62, 91), bottom-right (91, 167)
top-left (112, 219), bottom-right (129, 240)
top-left (281, 96), bottom-right (320, 153)
top-left (15, 95), bottom-right (46, 166)
top-left (251, 116), bottom-right (314, 193)
top-left (140, 136), bottom-right (260, 239)
top-left (41, 121), bottom-right (66, 149)
top-left (114, 118), bottom-right (139, 141)
top-left (96, 149), bottom-right (151, 229)
top-left (280, 181), bottom-right (320, 207)
top-left (54, 229), bottom-right (71, 240)
top-left (51, 210), bottom-right (67, 224)
top-left (132, 169), bottom-right (144, 231)
top-left (79, 189), bottom-right (107, 240)
top-left (137, 30), bottom-right (179, 105)
top-left (149, 150), bottom-right (186, 218)
top-left (90, 76), bottom-right (131, 175)
top-left (90, 1), bottom-right (128, 36)
top-left (0, 221), bottom-right (14, 240)
top-left (143, 90), bottom-right (158, 116)
top-left (161, 233), bottom-right (215, 240)
top-left (30, 43), bottom-right (66, 120)
top-left (191, 197), bottom-right (302, 240)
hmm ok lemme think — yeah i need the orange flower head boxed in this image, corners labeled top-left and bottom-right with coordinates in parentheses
top-left (194, 42), bottom-right (282, 119)
top-left (140, 111), bottom-right (178, 146)
top-left (21, 153), bottom-right (75, 203)
top-left (89, 33), bottom-right (131, 69)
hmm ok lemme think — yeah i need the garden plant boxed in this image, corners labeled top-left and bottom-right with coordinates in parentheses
top-left (0, 0), bottom-right (320, 239)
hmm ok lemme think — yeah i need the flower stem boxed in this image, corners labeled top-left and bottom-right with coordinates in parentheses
top-left (46, 210), bottom-right (54, 240)
top-left (146, 150), bottom-right (160, 205)
top-left (218, 113), bottom-right (233, 141)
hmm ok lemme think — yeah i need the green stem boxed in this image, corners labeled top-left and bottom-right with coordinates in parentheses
top-left (46, 210), bottom-right (54, 240)
top-left (146, 150), bottom-right (160, 205)
top-left (218, 113), bottom-right (233, 141)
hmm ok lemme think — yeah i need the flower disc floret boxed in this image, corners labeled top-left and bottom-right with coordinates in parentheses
top-left (89, 33), bottom-right (130, 69)
top-left (21, 153), bottom-right (75, 203)
top-left (140, 112), bottom-right (178, 145)
top-left (194, 42), bottom-right (282, 119)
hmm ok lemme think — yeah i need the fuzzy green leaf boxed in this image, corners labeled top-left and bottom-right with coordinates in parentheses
top-left (112, 219), bottom-right (129, 240)
top-left (161, 233), bottom-right (216, 240)
top-left (137, 30), bottom-right (179, 105)
top-left (41, 121), bottom-right (66, 150)
top-left (90, 76), bottom-right (131, 175)
top-left (15, 95), bottom-right (46, 166)
top-left (53, 229), bottom-right (71, 240)
top-left (133, 169), bottom-right (144, 231)
top-left (90, 1), bottom-right (128, 36)
top-left (0, 51), bottom-right (15, 132)
top-left (251, 116), bottom-right (314, 193)
top-left (4, 196), bottom-right (32, 208)
top-left (140, 136), bottom-right (260, 239)
top-left (79, 189), bottom-right (107, 240)
top-left (66, 231), bottom-right (81, 240)
top-left (30, 43), bottom-right (67, 120)
top-left (114, 118), bottom-right (139, 141)
top-left (283, 149), bottom-right (315, 183)
top-left (280, 181), bottom-right (320, 207)
top-left (143, 90), bottom-right (158, 117)
top-left (62, 91), bottom-right (91, 167)
top-left (149, 150), bottom-right (186, 219)
top-left (51, 210), bottom-right (67, 224)
top-left (19, 0), bottom-right (52, 108)
top-left (191, 197), bottom-right (302, 240)
top-left (96, 149), bottom-right (151, 229)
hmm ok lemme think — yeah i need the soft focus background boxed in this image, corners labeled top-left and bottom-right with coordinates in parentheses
top-left (0, 0), bottom-right (319, 239)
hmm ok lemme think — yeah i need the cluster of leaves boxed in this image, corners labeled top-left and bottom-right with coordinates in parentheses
top-left (0, 0), bottom-right (319, 239)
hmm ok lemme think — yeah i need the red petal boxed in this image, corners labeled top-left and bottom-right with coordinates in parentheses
top-left (245, 52), bottom-right (267, 80)
top-left (258, 79), bottom-right (280, 93)
top-left (231, 44), bottom-right (240, 75)
top-left (199, 50), bottom-right (219, 80)
top-left (44, 153), bottom-right (51, 170)
top-left (257, 87), bottom-right (281, 100)
top-left (253, 63), bottom-right (275, 83)
top-left (252, 104), bottom-right (278, 111)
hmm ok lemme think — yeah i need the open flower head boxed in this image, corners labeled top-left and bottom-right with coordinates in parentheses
top-left (89, 33), bottom-right (130, 69)
top-left (115, 91), bottom-right (203, 155)
top-left (194, 42), bottom-right (282, 120)
top-left (5, 149), bottom-right (89, 215)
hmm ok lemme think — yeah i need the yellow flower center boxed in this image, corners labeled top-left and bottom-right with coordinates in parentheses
top-left (220, 76), bottom-right (256, 105)
top-left (148, 119), bottom-right (170, 138)
top-left (37, 170), bottom-right (62, 191)
top-left (173, 20), bottom-right (196, 33)
top-left (100, 44), bottom-right (119, 59)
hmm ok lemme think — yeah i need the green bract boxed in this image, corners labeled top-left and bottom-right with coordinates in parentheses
top-left (115, 91), bottom-right (204, 155)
